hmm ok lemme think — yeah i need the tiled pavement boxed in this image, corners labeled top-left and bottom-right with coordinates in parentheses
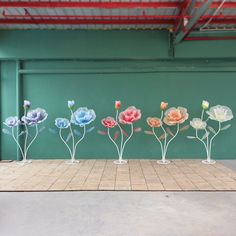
top-left (0, 160), bottom-right (236, 191)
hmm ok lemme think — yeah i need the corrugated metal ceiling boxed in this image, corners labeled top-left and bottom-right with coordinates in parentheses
top-left (0, 0), bottom-right (235, 30)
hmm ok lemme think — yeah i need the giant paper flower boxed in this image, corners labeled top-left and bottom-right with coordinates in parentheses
top-left (68, 100), bottom-right (75, 109)
top-left (102, 117), bottom-right (117, 128)
top-left (115, 101), bottom-right (121, 110)
top-left (160, 102), bottom-right (168, 110)
top-left (206, 105), bottom-right (233, 123)
top-left (202, 100), bottom-right (209, 110)
top-left (147, 117), bottom-right (162, 128)
top-left (22, 108), bottom-right (48, 126)
top-left (23, 100), bottom-right (31, 109)
top-left (164, 107), bottom-right (189, 126)
top-left (3, 116), bottom-right (20, 127)
top-left (71, 107), bottom-right (96, 127)
top-left (190, 118), bottom-right (207, 130)
top-left (55, 118), bottom-right (70, 129)
top-left (119, 106), bottom-right (141, 125)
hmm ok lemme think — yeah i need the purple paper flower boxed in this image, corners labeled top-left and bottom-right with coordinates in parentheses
top-left (22, 108), bottom-right (48, 126)
top-left (3, 116), bottom-right (20, 127)
top-left (23, 100), bottom-right (31, 109)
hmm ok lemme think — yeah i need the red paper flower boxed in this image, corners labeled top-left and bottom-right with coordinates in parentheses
top-left (119, 106), bottom-right (141, 124)
top-left (101, 117), bottom-right (117, 128)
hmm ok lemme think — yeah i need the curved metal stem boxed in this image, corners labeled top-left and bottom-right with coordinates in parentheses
top-left (69, 109), bottom-right (75, 158)
top-left (73, 126), bottom-right (86, 159)
top-left (25, 124), bottom-right (39, 158)
top-left (195, 129), bottom-right (208, 157)
top-left (120, 123), bottom-right (134, 159)
top-left (116, 110), bottom-right (124, 157)
top-left (59, 129), bottom-right (73, 158)
top-left (160, 125), bottom-right (167, 159)
top-left (152, 127), bottom-right (164, 157)
top-left (208, 122), bottom-right (221, 161)
top-left (163, 124), bottom-right (180, 159)
top-left (204, 127), bottom-right (209, 156)
top-left (23, 124), bottom-right (29, 161)
top-left (11, 127), bottom-right (24, 159)
top-left (107, 128), bottom-right (120, 157)
top-left (201, 109), bottom-right (204, 120)
top-left (160, 110), bottom-right (164, 120)
top-left (23, 109), bottom-right (28, 161)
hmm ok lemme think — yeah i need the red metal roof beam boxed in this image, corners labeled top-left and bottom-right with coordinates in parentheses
top-left (198, 19), bottom-right (236, 25)
top-left (196, 2), bottom-right (236, 9)
top-left (0, 2), bottom-right (181, 9)
top-left (0, 19), bottom-right (175, 25)
top-left (1, 1), bottom-right (236, 9)
top-left (0, 18), bottom-right (235, 25)
top-left (2, 13), bottom-right (236, 21)
top-left (185, 36), bottom-right (236, 41)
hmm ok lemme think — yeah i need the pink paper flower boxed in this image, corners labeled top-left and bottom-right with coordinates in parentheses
top-left (101, 117), bottom-right (117, 128)
top-left (164, 107), bottom-right (189, 126)
top-left (115, 101), bottom-right (121, 110)
top-left (119, 106), bottom-right (141, 124)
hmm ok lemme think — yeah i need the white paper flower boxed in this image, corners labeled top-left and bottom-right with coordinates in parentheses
top-left (206, 105), bottom-right (233, 123)
top-left (190, 118), bottom-right (207, 130)
top-left (202, 100), bottom-right (209, 110)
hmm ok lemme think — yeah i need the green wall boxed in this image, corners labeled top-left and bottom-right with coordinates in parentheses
top-left (0, 30), bottom-right (236, 160)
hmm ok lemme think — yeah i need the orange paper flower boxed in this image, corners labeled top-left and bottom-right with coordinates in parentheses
top-left (147, 117), bottom-right (162, 128)
top-left (160, 102), bottom-right (168, 110)
top-left (163, 107), bottom-right (189, 126)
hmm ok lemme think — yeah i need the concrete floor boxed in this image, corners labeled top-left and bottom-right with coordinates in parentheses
top-left (219, 160), bottom-right (236, 171)
top-left (0, 191), bottom-right (236, 236)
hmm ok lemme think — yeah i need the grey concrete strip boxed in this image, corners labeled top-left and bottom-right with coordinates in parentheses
top-left (219, 160), bottom-right (236, 171)
top-left (0, 192), bottom-right (235, 236)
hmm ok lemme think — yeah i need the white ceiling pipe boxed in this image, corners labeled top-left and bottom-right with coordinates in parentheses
top-left (200, 0), bottom-right (227, 31)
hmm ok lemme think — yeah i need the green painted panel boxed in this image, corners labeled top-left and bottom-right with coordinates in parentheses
top-left (20, 59), bottom-right (236, 73)
top-left (0, 29), bottom-right (236, 161)
top-left (0, 30), bottom-right (169, 59)
top-left (175, 40), bottom-right (236, 58)
top-left (4, 69), bottom-right (233, 160)
top-left (0, 61), bottom-right (18, 160)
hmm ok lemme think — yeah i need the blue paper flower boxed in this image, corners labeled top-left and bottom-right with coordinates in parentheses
top-left (3, 116), bottom-right (20, 127)
top-left (22, 108), bottom-right (48, 126)
top-left (55, 118), bottom-right (70, 129)
top-left (71, 107), bottom-right (96, 127)
top-left (68, 100), bottom-right (75, 109)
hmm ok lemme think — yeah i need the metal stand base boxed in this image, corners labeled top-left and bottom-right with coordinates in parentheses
top-left (157, 160), bottom-right (170, 165)
top-left (202, 159), bottom-right (216, 164)
top-left (16, 160), bottom-right (32, 165)
top-left (65, 160), bottom-right (80, 164)
top-left (114, 160), bottom-right (127, 165)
